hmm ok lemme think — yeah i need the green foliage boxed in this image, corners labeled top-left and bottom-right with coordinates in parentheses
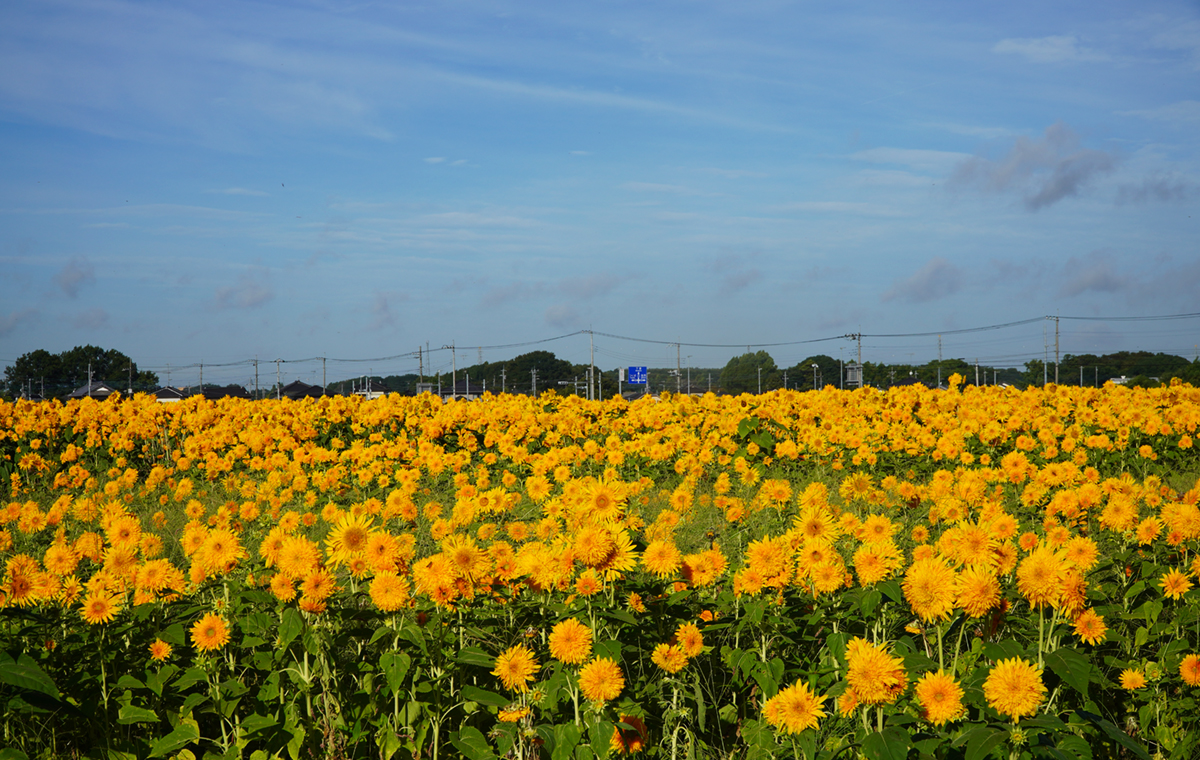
top-left (3, 345), bottom-right (158, 399)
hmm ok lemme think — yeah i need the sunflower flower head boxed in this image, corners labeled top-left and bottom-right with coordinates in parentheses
top-left (492, 644), bottom-right (539, 693)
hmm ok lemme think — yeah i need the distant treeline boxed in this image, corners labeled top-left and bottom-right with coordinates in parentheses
top-left (5, 346), bottom-right (1199, 400)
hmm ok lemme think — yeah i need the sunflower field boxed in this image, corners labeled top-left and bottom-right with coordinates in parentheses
top-left (2, 376), bottom-right (1200, 760)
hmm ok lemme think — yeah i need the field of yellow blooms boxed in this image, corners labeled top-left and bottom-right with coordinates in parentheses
top-left (2, 375), bottom-right (1200, 760)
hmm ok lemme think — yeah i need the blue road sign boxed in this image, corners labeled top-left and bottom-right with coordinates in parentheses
top-left (628, 366), bottom-right (648, 384)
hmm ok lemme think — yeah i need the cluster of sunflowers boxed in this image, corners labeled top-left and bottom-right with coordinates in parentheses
top-left (1, 377), bottom-right (1199, 758)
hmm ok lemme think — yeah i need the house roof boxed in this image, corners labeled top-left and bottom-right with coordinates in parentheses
top-left (66, 382), bottom-right (119, 399)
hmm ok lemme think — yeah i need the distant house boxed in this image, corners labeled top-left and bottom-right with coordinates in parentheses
top-left (441, 379), bottom-right (485, 401)
top-left (153, 387), bottom-right (189, 403)
top-left (203, 385), bottom-right (251, 400)
top-left (280, 380), bottom-right (330, 400)
top-left (354, 378), bottom-right (389, 401)
top-left (66, 381), bottom-right (119, 400)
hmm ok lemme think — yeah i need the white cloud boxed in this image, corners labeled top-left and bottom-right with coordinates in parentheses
top-left (212, 187), bottom-right (270, 196)
top-left (215, 270), bottom-right (273, 309)
top-left (949, 122), bottom-right (1117, 211)
top-left (881, 258), bottom-right (964, 304)
top-left (544, 303), bottom-right (578, 328)
top-left (71, 307), bottom-right (109, 329)
top-left (424, 157), bottom-right (445, 164)
top-left (850, 148), bottom-right (972, 174)
top-left (774, 201), bottom-right (903, 217)
top-left (1118, 100), bottom-right (1200, 124)
top-left (621, 181), bottom-right (704, 195)
top-left (992, 35), bottom-right (1109, 64)
top-left (55, 256), bottom-right (95, 298)
top-left (0, 308), bottom-right (36, 337)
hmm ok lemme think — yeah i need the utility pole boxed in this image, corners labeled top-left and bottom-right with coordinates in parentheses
top-left (975, 360), bottom-right (979, 386)
top-left (676, 343), bottom-right (682, 395)
top-left (276, 360), bottom-right (281, 400)
top-left (1040, 322), bottom-right (1048, 386)
top-left (757, 366), bottom-right (762, 394)
top-left (1080, 365), bottom-right (1083, 386)
top-left (254, 358), bottom-right (258, 400)
top-left (782, 369), bottom-right (787, 391)
top-left (199, 363), bottom-right (203, 393)
top-left (501, 367), bottom-right (507, 394)
top-left (1054, 316), bottom-right (1060, 385)
top-left (531, 368), bottom-right (538, 396)
top-left (441, 343), bottom-right (456, 399)
top-left (419, 346), bottom-right (423, 383)
top-left (322, 357), bottom-right (327, 392)
top-left (937, 335), bottom-right (942, 389)
top-left (590, 331), bottom-right (596, 401)
top-left (87, 362), bottom-right (93, 397)
top-left (128, 362), bottom-right (133, 395)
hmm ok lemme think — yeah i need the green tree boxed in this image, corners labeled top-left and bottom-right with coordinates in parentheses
top-left (784, 355), bottom-right (840, 391)
top-left (4, 345), bottom-right (158, 399)
top-left (720, 351), bottom-right (780, 394)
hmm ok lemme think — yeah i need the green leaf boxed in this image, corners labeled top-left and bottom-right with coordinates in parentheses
top-left (877, 579), bottom-right (903, 604)
top-left (552, 723), bottom-right (580, 760)
top-left (0, 749), bottom-right (30, 760)
top-left (462, 685), bottom-right (510, 707)
top-left (380, 651), bottom-right (411, 695)
top-left (1056, 733), bottom-right (1094, 760)
top-left (965, 728), bottom-right (1008, 760)
top-left (601, 608), bottom-right (637, 626)
top-left (589, 717), bottom-right (612, 760)
top-left (278, 607), bottom-right (304, 648)
top-left (241, 713), bottom-right (277, 736)
top-left (456, 646), bottom-right (496, 668)
top-left (1076, 710), bottom-right (1151, 760)
top-left (1045, 648), bottom-right (1092, 697)
top-left (117, 704), bottom-right (158, 725)
top-left (450, 726), bottom-right (495, 760)
top-left (174, 668), bottom-right (208, 691)
top-left (860, 587), bottom-right (882, 617)
top-left (862, 727), bottom-right (911, 760)
top-left (0, 653), bottom-right (60, 700)
top-left (115, 674), bottom-right (145, 690)
top-left (148, 722), bottom-right (200, 758)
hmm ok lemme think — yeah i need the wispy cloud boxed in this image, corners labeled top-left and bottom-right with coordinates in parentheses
top-left (1058, 251), bottom-right (1129, 297)
top-left (992, 35), bottom-right (1109, 64)
top-left (709, 252), bottom-right (762, 296)
top-left (1115, 174), bottom-right (1198, 205)
top-left (949, 122), bottom-right (1117, 211)
top-left (544, 303), bottom-right (578, 328)
top-left (0, 308), bottom-right (36, 338)
top-left (215, 270), bottom-right (273, 310)
top-left (881, 258), bottom-right (963, 303)
top-left (211, 187), bottom-right (270, 197)
top-left (621, 181), bottom-right (705, 195)
top-left (367, 291), bottom-right (404, 331)
top-left (851, 148), bottom-right (971, 174)
top-left (774, 201), bottom-right (903, 217)
top-left (1118, 100), bottom-right (1200, 124)
top-left (71, 307), bottom-right (109, 329)
top-left (55, 255), bottom-right (95, 298)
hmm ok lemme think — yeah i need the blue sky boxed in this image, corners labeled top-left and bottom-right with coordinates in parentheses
top-left (2, 0), bottom-right (1198, 387)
